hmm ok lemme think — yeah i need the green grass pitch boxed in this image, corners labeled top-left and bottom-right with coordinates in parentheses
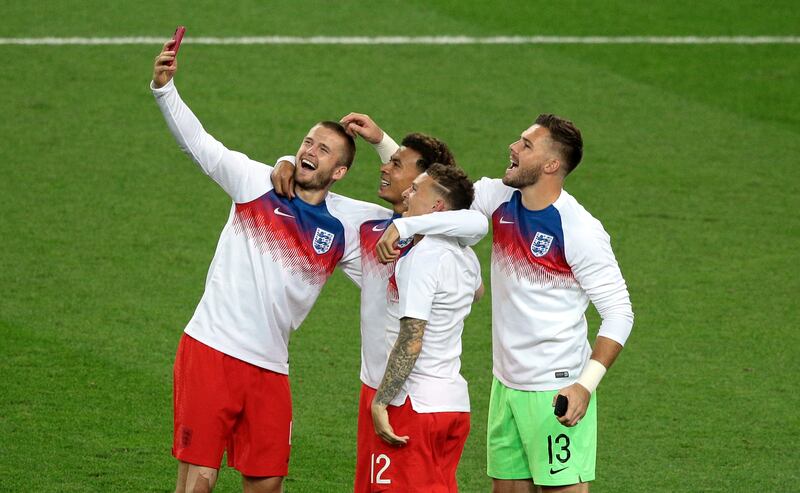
top-left (1, 1), bottom-right (799, 491)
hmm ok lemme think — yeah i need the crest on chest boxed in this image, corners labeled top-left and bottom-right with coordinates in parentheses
top-left (530, 232), bottom-right (554, 257)
top-left (313, 228), bottom-right (335, 254)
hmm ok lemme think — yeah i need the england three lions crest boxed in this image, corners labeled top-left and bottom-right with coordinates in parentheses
top-left (530, 232), bottom-right (554, 257)
top-left (313, 228), bottom-right (335, 254)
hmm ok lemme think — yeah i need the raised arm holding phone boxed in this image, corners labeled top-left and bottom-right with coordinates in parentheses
top-left (151, 30), bottom-right (392, 493)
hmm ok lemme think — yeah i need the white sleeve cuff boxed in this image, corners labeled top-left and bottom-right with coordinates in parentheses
top-left (399, 311), bottom-right (430, 322)
top-left (392, 216), bottom-right (413, 239)
top-left (275, 155), bottom-right (296, 166)
top-left (150, 78), bottom-right (175, 94)
top-left (372, 132), bottom-right (400, 164)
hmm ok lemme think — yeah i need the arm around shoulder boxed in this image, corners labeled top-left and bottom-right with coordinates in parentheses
top-left (471, 177), bottom-right (515, 218)
top-left (392, 209), bottom-right (488, 246)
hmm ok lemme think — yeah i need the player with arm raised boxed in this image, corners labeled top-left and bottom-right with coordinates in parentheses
top-left (369, 164), bottom-right (482, 492)
top-left (271, 115), bottom-right (488, 493)
top-left (359, 115), bottom-right (634, 492)
top-left (151, 40), bottom-right (422, 493)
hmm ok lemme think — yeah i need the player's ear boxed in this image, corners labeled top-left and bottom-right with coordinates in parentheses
top-left (545, 157), bottom-right (562, 175)
top-left (332, 165), bottom-right (349, 181)
top-left (432, 198), bottom-right (447, 212)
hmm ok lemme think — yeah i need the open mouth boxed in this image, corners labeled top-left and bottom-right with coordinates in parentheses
top-left (508, 157), bottom-right (519, 170)
top-left (301, 158), bottom-right (317, 171)
top-left (379, 179), bottom-right (390, 189)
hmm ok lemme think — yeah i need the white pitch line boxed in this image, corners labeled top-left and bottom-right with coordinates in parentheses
top-left (0, 35), bottom-right (799, 46)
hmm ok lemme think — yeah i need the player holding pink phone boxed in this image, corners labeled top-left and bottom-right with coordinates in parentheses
top-left (168, 26), bottom-right (185, 66)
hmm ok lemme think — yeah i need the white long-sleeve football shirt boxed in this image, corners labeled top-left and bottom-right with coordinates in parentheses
top-left (357, 212), bottom-right (487, 389)
top-left (385, 236), bottom-right (481, 412)
top-left (153, 79), bottom-right (395, 373)
top-left (471, 178), bottom-right (634, 390)
top-left (379, 129), bottom-right (635, 391)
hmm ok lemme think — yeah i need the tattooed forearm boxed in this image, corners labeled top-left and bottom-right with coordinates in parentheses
top-left (374, 317), bottom-right (426, 406)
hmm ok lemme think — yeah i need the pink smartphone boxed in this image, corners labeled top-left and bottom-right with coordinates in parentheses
top-left (169, 26), bottom-right (185, 65)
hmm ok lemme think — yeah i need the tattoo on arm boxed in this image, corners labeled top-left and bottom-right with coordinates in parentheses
top-left (374, 317), bottom-right (426, 406)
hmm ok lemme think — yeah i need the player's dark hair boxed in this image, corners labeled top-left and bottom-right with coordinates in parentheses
top-left (401, 133), bottom-right (456, 171)
top-left (534, 114), bottom-right (583, 175)
top-left (318, 121), bottom-right (356, 168)
top-left (426, 163), bottom-right (474, 211)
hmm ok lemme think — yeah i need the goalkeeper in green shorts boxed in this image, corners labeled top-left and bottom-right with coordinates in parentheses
top-left (468, 115), bottom-right (634, 492)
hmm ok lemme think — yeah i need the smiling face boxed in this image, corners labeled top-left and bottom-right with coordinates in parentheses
top-left (294, 124), bottom-right (350, 191)
top-left (503, 124), bottom-right (556, 189)
top-left (401, 173), bottom-right (446, 218)
top-left (378, 146), bottom-right (423, 206)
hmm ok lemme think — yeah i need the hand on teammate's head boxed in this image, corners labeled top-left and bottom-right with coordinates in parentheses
top-left (340, 113), bottom-right (384, 145)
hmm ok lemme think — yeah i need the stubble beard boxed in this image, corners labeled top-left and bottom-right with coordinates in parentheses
top-left (294, 167), bottom-right (334, 192)
top-left (502, 164), bottom-right (542, 189)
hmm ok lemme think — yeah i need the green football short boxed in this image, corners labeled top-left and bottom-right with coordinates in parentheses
top-left (486, 377), bottom-right (597, 486)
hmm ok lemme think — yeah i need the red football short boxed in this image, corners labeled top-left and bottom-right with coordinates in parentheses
top-left (354, 383), bottom-right (470, 492)
top-left (355, 384), bottom-right (378, 493)
top-left (173, 333), bottom-right (292, 477)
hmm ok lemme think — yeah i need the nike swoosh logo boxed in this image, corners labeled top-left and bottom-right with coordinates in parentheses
top-left (549, 467), bottom-right (568, 474)
top-left (274, 207), bottom-right (295, 219)
top-left (499, 217), bottom-right (514, 224)
top-left (372, 224), bottom-right (387, 232)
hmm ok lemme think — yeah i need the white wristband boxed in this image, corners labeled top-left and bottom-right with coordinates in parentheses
top-left (372, 132), bottom-right (399, 164)
top-left (576, 359), bottom-right (607, 394)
